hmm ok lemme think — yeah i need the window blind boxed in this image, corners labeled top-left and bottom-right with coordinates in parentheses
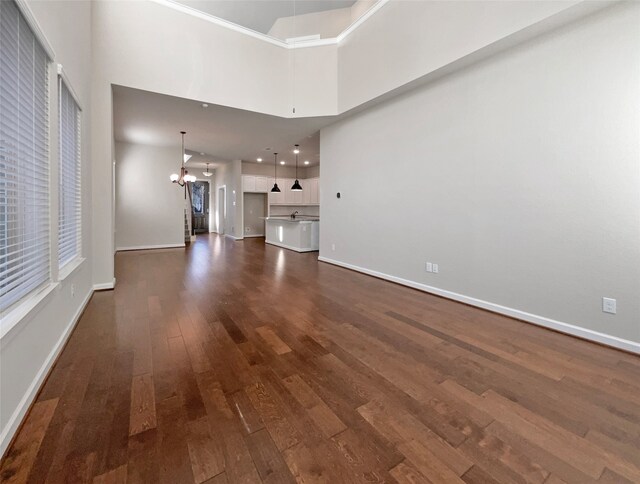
top-left (58, 77), bottom-right (80, 268)
top-left (0, 0), bottom-right (51, 311)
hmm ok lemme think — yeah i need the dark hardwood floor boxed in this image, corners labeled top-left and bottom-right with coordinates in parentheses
top-left (1, 234), bottom-right (639, 483)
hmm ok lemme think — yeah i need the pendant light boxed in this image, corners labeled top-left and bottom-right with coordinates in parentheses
top-left (202, 162), bottom-right (213, 177)
top-left (170, 131), bottom-right (196, 186)
top-left (271, 153), bottom-right (281, 192)
top-left (291, 144), bottom-right (302, 191)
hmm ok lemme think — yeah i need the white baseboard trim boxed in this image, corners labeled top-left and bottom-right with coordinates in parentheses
top-left (243, 234), bottom-right (265, 238)
top-left (116, 243), bottom-right (185, 251)
top-left (0, 289), bottom-right (93, 458)
top-left (93, 278), bottom-right (116, 291)
top-left (318, 256), bottom-right (640, 355)
top-left (224, 234), bottom-right (244, 241)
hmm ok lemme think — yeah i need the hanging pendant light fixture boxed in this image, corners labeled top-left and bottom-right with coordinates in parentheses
top-left (202, 162), bottom-right (213, 177)
top-left (291, 144), bottom-right (302, 191)
top-left (271, 153), bottom-right (281, 192)
top-left (170, 131), bottom-right (196, 186)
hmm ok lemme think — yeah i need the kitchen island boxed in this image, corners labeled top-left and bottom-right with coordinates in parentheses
top-left (264, 217), bottom-right (319, 252)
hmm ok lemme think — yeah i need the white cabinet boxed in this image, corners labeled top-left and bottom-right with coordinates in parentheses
top-left (242, 175), bottom-right (256, 192)
top-left (255, 176), bottom-right (270, 192)
top-left (251, 175), bottom-right (319, 205)
top-left (268, 184), bottom-right (284, 204)
top-left (242, 175), bottom-right (272, 193)
top-left (308, 178), bottom-right (319, 205)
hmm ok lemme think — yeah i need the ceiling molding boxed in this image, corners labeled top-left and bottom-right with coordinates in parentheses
top-left (150, 0), bottom-right (389, 50)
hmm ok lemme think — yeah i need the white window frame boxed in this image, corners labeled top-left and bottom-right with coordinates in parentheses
top-left (0, 0), bottom-right (56, 338)
top-left (57, 65), bottom-right (83, 279)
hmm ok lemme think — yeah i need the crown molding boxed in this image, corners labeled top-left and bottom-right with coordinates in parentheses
top-left (150, 0), bottom-right (390, 50)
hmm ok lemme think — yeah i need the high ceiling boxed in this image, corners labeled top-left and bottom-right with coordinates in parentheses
top-left (112, 86), bottom-right (328, 169)
top-left (174, 0), bottom-right (356, 36)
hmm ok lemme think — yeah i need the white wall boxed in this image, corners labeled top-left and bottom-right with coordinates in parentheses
top-left (242, 161), bottom-right (311, 179)
top-left (115, 142), bottom-right (185, 250)
top-left (1, 0), bottom-right (93, 456)
top-left (337, 0), bottom-right (596, 112)
top-left (320, 3), bottom-right (640, 351)
top-left (90, 0), bottom-right (590, 288)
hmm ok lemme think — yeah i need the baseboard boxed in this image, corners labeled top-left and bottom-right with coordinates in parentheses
top-left (0, 289), bottom-right (93, 458)
top-left (318, 256), bottom-right (640, 355)
top-left (93, 278), bottom-right (116, 291)
top-left (243, 234), bottom-right (265, 238)
top-left (116, 243), bottom-right (185, 251)
top-left (224, 234), bottom-right (244, 241)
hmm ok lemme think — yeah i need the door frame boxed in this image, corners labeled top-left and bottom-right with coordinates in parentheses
top-left (217, 185), bottom-right (226, 235)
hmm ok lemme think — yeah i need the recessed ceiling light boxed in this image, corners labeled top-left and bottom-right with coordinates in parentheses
top-left (257, 158), bottom-right (262, 162)
top-left (200, 152), bottom-right (205, 156)
top-left (304, 160), bottom-right (310, 165)
top-left (280, 161), bottom-right (285, 165)
top-left (202, 103), bottom-right (208, 108)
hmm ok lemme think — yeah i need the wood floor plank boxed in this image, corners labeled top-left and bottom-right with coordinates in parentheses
top-left (2, 235), bottom-right (638, 483)
top-left (129, 373), bottom-right (157, 436)
top-left (0, 398), bottom-right (58, 483)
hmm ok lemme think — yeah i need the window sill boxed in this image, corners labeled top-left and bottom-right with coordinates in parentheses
top-left (58, 257), bottom-right (85, 281)
top-left (0, 282), bottom-right (59, 340)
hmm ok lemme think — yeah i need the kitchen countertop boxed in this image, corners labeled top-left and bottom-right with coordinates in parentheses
top-left (262, 217), bottom-right (320, 223)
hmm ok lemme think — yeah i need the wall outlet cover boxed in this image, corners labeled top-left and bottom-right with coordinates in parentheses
top-left (602, 297), bottom-right (616, 314)
top-left (425, 262), bottom-right (433, 272)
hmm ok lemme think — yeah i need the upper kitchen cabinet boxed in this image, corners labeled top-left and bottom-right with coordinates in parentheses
top-left (242, 175), bottom-right (271, 193)
top-left (245, 175), bottom-right (319, 205)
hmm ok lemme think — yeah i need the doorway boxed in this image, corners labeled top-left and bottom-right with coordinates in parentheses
top-left (243, 192), bottom-right (267, 238)
top-left (217, 185), bottom-right (226, 235)
top-left (191, 181), bottom-right (209, 233)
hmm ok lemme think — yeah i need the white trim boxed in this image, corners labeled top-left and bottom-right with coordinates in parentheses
top-left (243, 234), bottom-right (265, 238)
top-left (93, 278), bottom-right (116, 291)
top-left (266, 241), bottom-right (318, 253)
top-left (336, 0), bottom-right (390, 43)
top-left (0, 288), bottom-right (92, 458)
top-left (0, 283), bottom-right (58, 340)
top-left (150, 0), bottom-right (390, 50)
top-left (115, 243), bottom-right (185, 251)
top-left (56, 64), bottom-right (82, 111)
top-left (14, 0), bottom-right (56, 60)
top-left (151, 0), bottom-right (287, 47)
top-left (318, 257), bottom-right (640, 355)
top-left (224, 234), bottom-right (243, 241)
top-left (58, 257), bottom-right (85, 281)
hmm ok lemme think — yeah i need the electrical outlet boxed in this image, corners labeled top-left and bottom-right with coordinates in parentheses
top-left (331, 243), bottom-right (336, 251)
top-left (432, 263), bottom-right (439, 274)
top-left (602, 297), bottom-right (616, 314)
top-left (425, 262), bottom-right (433, 272)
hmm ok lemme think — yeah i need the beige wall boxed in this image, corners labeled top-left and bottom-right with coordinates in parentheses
top-left (115, 142), bottom-right (185, 250)
top-left (321, 2), bottom-right (640, 351)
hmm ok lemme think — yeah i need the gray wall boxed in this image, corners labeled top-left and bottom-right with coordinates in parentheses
top-left (320, 3), bottom-right (640, 349)
top-left (115, 142), bottom-right (185, 249)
